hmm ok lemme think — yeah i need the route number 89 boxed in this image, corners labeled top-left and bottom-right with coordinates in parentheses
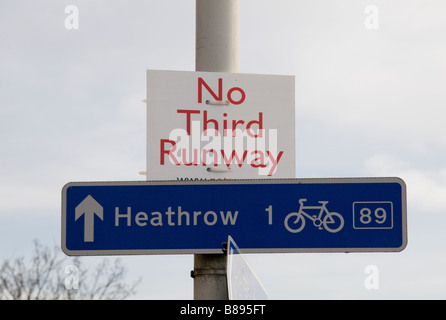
top-left (359, 207), bottom-right (386, 224)
top-left (353, 202), bottom-right (393, 229)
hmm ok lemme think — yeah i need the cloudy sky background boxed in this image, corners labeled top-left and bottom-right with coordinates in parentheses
top-left (1, 0), bottom-right (446, 299)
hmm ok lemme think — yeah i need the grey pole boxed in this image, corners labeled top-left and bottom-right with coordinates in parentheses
top-left (192, 0), bottom-right (240, 300)
top-left (196, 0), bottom-right (240, 73)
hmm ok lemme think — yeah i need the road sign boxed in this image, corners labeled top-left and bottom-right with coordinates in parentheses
top-left (61, 177), bottom-right (407, 256)
top-left (227, 236), bottom-right (268, 300)
top-left (146, 70), bottom-right (295, 180)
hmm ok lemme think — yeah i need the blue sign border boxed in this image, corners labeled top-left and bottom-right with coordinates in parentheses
top-left (62, 178), bottom-right (407, 256)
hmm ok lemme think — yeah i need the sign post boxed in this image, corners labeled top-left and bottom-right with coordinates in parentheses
top-left (193, 0), bottom-right (240, 300)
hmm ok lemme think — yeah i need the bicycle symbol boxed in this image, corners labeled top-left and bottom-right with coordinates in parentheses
top-left (284, 198), bottom-right (344, 233)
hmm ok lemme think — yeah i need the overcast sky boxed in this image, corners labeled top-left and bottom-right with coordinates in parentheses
top-left (1, 0), bottom-right (446, 299)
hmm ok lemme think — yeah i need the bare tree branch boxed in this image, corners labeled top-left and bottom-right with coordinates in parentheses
top-left (0, 240), bottom-right (140, 300)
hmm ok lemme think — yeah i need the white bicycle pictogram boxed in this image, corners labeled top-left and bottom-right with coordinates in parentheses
top-left (284, 198), bottom-right (344, 233)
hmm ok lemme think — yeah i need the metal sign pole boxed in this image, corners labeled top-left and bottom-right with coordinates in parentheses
top-left (193, 0), bottom-right (240, 300)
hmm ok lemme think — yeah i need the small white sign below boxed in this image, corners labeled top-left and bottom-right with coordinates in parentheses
top-left (227, 235), bottom-right (268, 300)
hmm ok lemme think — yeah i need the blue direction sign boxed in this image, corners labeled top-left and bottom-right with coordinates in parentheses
top-left (61, 178), bottom-right (407, 256)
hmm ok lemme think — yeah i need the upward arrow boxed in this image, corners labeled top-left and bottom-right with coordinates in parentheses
top-left (75, 195), bottom-right (103, 242)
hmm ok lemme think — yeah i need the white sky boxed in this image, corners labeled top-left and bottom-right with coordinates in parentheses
top-left (1, 0), bottom-right (446, 299)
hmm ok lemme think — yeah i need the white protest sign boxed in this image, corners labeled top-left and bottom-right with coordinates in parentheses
top-left (146, 70), bottom-right (295, 180)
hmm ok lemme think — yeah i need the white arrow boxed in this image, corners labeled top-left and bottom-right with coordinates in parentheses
top-left (75, 195), bottom-right (103, 242)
